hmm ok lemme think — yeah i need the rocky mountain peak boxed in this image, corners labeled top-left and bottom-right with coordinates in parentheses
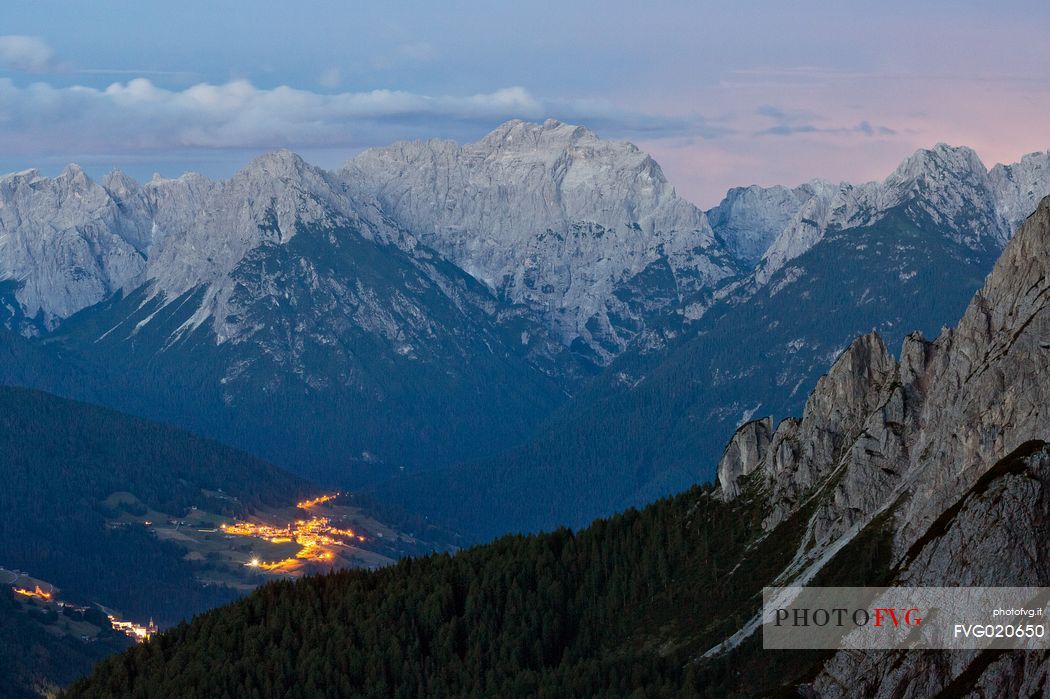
top-left (478, 118), bottom-right (600, 152)
top-left (102, 169), bottom-right (141, 198)
top-left (888, 143), bottom-right (986, 184)
top-left (342, 120), bottom-right (736, 362)
top-left (238, 148), bottom-right (314, 181)
top-left (231, 150), bottom-right (349, 209)
top-left (220, 149), bottom-right (358, 236)
top-left (883, 144), bottom-right (999, 242)
top-left (57, 162), bottom-right (90, 186)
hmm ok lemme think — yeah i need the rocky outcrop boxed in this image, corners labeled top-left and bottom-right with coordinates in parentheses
top-left (715, 417), bottom-right (773, 498)
top-left (720, 196), bottom-right (1050, 533)
top-left (706, 183), bottom-right (822, 264)
top-left (714, 195), bottom-right (1050, 693)
top-left (716, 331), bottom-right (897, 527)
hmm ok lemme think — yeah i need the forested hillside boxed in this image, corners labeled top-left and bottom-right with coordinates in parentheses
top-left (0, 386), bottom-right (311, 623)
top-left (66, 479), bottom-right (893, 698)
top-left (0, 589), bottom-right (130, 699)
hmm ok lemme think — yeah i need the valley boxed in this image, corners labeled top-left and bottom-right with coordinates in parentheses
top-left (3, 485), bottom-right (421, 649)
top-left (4, 2), bottom-right (1045, 695)
top-left (0, 385), bottom-right (452, 696)
top-left (0, 118), bottom-right (1048, 696)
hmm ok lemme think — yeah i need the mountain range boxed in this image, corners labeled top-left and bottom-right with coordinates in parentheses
top-left (365, 136), bottom-right (1050, 539)
top-left (3, 118), bottom-right (1050, 695)
top-left (1, 120), bottom-right (1049, 530)
top-left (66, 194), bottom-right (1050, 697)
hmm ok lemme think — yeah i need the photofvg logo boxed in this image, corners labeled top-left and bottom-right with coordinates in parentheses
top-left (773, 605), bottom-right (923, 629)
top-left (762, 587), bottom-right (1050, 650)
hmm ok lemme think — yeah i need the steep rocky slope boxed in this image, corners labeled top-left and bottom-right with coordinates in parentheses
top-left (712, 195), bottom-right (1050, 693)
top-left (343, 119), bottom-right (742, 363)
top-left (705, 181), bottom-right (824, 264)
top-left (43, 152), bottom-right (573, 483)
top-left (717, 195), bottom-right (1050, 544)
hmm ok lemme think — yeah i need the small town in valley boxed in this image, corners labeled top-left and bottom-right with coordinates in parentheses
top-left (222, 493), bottom-right (368, 572)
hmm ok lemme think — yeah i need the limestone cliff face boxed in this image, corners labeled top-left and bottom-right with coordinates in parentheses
top-left (343, 119), bottom-right (742, 362)
top-left (715, 195), bottom-right (1050, 693)
top-left (715, 417), bottom-right (773, 498)
top-left (0, 166), bottom-right (151, 330)
top-left (705, 183), bottom-right (821, 265)
top-left (812, 445), bottom-right (1050, 698)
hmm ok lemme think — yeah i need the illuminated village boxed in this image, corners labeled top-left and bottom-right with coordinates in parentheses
top-left (221, 493), bottom-right (366, 573)
top-left (13, 584), bottom-right (53, 601)
top-left (5, 493), bottom-right (383, 650)
top-left (107, 613), bottom-right (158, 642)
top-left (6, 574), bottom-right (155, 643)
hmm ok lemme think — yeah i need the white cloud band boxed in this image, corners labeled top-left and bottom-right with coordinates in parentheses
top-left (0, 76), bottom-right (712, 162)
top-left (0, 35), bottom-right (56, 73)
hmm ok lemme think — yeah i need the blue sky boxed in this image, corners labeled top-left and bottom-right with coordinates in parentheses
top-left (2, 1), bottom-right (1049, 206)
